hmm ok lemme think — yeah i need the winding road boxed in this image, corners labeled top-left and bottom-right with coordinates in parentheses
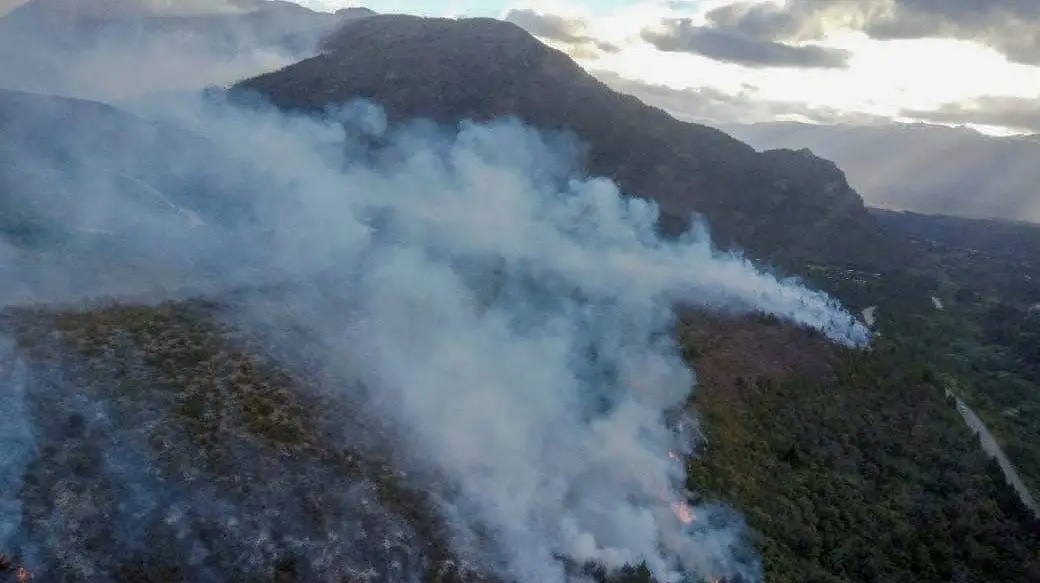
top-left (946, 389), bottom-right (1038, 515)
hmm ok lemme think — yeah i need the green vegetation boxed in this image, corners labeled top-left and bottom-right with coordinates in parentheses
top-left (847, 211), bottom-right (1040, 495)
top-left (685, 340), bottom-right (1040, 583)
top-left (675, 210), bottom-right (1040, 583)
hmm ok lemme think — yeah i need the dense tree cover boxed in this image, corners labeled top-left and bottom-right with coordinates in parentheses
top-left (942, 302), bottom-right (1040, 496)
top-left (685, 340), bottom-right (1040, 583)
top-left (801, 211), bottom-right (1040, 500)
top-left (872, 209), bottom-right (1040, 304)
top-left (651, 211), bottom-right (1040, 583)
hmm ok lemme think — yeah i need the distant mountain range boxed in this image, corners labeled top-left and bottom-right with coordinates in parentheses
top-left (725, 121), bottom-right (1040, 224)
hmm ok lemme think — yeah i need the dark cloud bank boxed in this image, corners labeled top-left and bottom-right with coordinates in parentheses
top-left (687, 0), bottom-right (1040, 65)
top-left (642, 17), bottom-right (849, 69)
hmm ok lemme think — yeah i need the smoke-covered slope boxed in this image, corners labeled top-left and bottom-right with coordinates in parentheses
top-left (0, 89), bottom-right (270, 304)
top-left (0, 83), bottom-right (876, 582)
top-left (237, 14), bottom-right (901, 271)
top-left (0, 299), bottom-right (462, 583)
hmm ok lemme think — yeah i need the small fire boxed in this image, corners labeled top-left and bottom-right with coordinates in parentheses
top-left (662, 451), bottom-right (694, 523)
top-left (656, 489), bottom-right (696, 525)
top-left (671, 500), bottom-right (695, 525)
top-left (0, 554), bottom-right (32, 582)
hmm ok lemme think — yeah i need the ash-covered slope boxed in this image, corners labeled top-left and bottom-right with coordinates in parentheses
top-left (239, 14), bottom-right (901, 271)
top-left (0, 298), bottom-right (488, 583)
top-left (0, 296), bottom-right (840, 583)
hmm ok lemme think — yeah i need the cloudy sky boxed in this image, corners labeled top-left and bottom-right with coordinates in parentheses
top-left (1, 0), bottom-right (1036, 134)
top-left (298, 0), bottom-right (1040, 135)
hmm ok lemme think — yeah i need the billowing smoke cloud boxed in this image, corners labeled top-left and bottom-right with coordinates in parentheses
top-left (0, 88), bottom-right (868, 583)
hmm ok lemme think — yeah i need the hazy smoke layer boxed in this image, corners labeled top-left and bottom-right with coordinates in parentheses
top-left (0, 92), bottom-right (868, 582)
top-left (153, 96), bottom-right (868, 582)
top-left (0, 0), bottom-right (348, 103)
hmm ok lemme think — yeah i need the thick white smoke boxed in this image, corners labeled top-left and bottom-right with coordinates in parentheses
top-left (148, 97), bottom-right (866, 582)
top-left (0, 91), bottom-right (869, 582)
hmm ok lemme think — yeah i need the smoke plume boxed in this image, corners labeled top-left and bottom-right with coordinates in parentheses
top-left (0, 83), bottom-right (868, 583)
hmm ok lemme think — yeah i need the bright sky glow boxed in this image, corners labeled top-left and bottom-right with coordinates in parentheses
top-left (517, 1), bottom-right (1040, 133)
top-left (585, 32), bottom-right (1040, 117)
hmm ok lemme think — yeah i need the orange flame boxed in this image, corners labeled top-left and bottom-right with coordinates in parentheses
top-left (671, 500), bottom-right (695, 525)
top-left (657, 488), bottom-right (696, 525)
top-left (662, 451), bottom-right (694, 524)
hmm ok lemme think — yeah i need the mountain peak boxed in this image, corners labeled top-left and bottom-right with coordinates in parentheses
top-left (323, 13), bottom-right (538, 51)
top-left (315, 14), bottom-right (570, 94)
top-left (238, 13), bottom-right (901, 270)
top-left (333, 6), bottom-right (377, 18)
